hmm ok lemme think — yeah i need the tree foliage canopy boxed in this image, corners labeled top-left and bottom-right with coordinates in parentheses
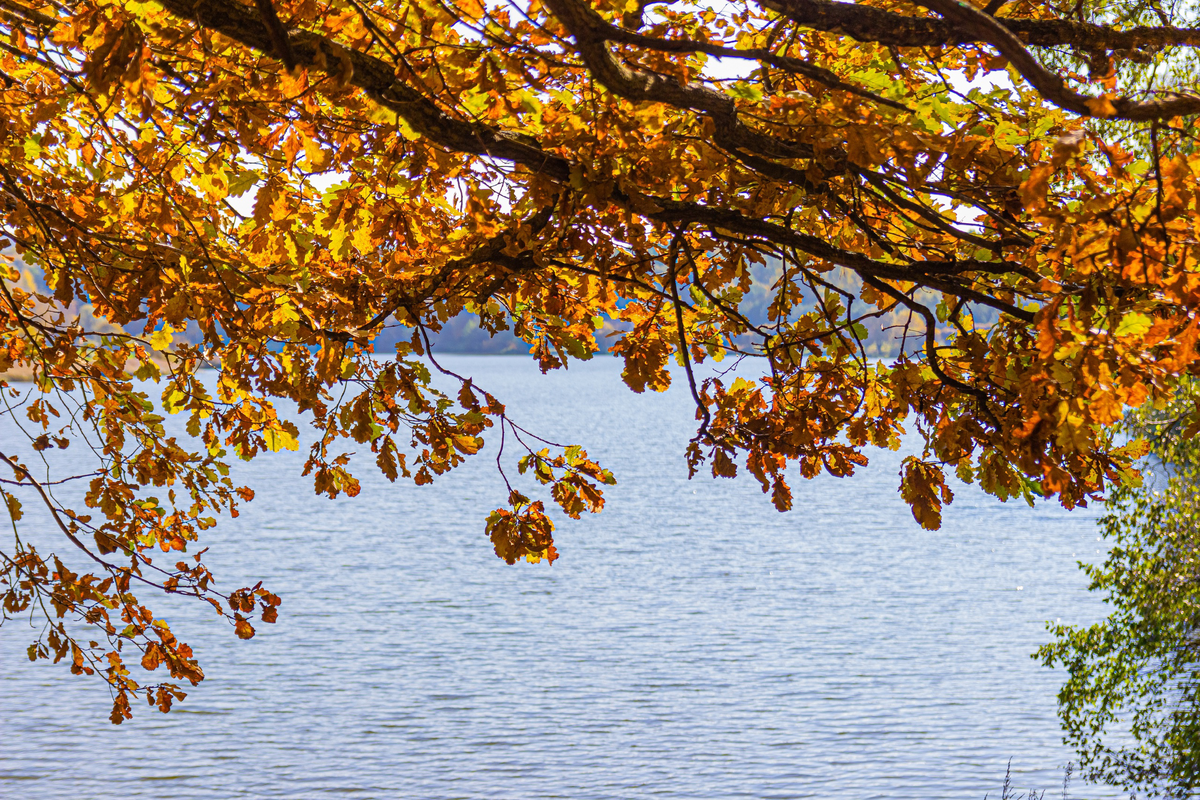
top-left (1040, 382), bottom-right (1200, 798)
top-left (2, 0), bottom-right (1200, 720)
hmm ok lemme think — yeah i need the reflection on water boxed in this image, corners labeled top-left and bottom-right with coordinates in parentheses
top-left (1, 356), bottom-right (1124, 798)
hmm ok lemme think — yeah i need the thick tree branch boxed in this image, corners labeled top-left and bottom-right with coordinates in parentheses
top-left (649, 199), bottom-right (1037, 322)
top-left (542, 0), bottom-right (810, 160)
top-left (761, 0), bottom-right (1200, 53)
top-left (155, 0), bottom-right (573, 180)
top-left (913, 0), bottom-right (1200, 120)
top-left (252, 0), bottom-right (297, 71)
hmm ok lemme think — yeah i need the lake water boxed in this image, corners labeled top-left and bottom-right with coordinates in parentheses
top-left (1, 355), bottom-right (1126, 798)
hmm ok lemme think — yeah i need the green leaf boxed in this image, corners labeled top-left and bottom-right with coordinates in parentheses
top-left (1115, 312), bottom-right (1152, 337)
top-left (227, 169), bottom-right (261, 197)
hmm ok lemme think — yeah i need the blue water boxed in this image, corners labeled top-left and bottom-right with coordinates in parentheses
top-left (1, 355), bottom-right (1123, 798)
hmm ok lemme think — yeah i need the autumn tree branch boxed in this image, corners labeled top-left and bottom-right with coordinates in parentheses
top-left (762, 0), bottom-right (1200, 53)
top-left (913, 0), bottom-right (1200, 120)
top-left (154, 0), bottom-right (1038, 324)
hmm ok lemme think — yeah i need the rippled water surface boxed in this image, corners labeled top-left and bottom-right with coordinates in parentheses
top-left (2, 355), bottom-right (1125, 798)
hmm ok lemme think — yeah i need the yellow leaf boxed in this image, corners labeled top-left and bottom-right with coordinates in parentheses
top-left (148, 328), bottom-right (173, 351)
top-left (1086, 96), bottom-right (1117, 118)
top-left (264, 428), bottom-right (299, 452)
